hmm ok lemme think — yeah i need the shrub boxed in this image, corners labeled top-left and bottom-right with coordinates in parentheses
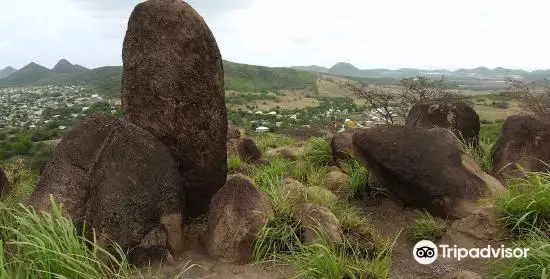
top-left (409, 210), bottom-right (447, 242)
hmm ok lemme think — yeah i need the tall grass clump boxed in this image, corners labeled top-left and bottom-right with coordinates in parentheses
top-left (409, 210), bottom-right (447, 242)
top-left (0, 198), bottom-right (135, 279)
top-left (227, 154), bottom-right (242, 173)
top-left (461, 136), bottom-right (493, 174)
top-left (302, 137), bottom-right (332, 168)
top-left (491, 229), bottom-right (550, 279)
top-left (251, 133), bottom-right (293, 153)
top-left (253, 173), bottom-right (302, 262)
top-left (289, 242), bottom-right (393, 279)
top-left (1, 160), bottom-right (37, 205)
top-left (495, 170), bottom-right (550, 237)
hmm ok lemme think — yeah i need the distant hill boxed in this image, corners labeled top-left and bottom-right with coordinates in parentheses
top-left (293, 62), bottom-right (550, 81)
top-left (0, 62), bottom-right (57, 86)
top-left (291, 65), bottom-right (329, 73)
top-left (52, 59), bottom-right (89, 74)
top-left (0, 67), bottom-right (16, 79)
top-left (0, 60), bottom-right (318, 98)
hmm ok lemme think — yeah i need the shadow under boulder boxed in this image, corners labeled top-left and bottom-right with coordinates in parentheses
top-left (28, 113), bottom-right (185, 264)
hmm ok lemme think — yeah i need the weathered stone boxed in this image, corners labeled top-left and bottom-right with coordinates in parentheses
top-left (491, 114), bottom-right (550, 183)
top-left (324, 170), bottom-right (350, 199)
top-left (330, 131), bottom-right (354, 166)
top-left (237, 138), bottom-right (262, 163)
top-left (206, 174), bottom-right (273, 264)
top-left (444, 270), bottom-right (483, 279)
top-left (28, 113), bottom-right (184, 264)
top-left (352, 125), bottom-right (505, 219)
top-left (295, 203), bottom-right (342, 245)
top-left (122, 0), bottom-right (227, 217)
top-left (264, 147), bottom-right (299, 161)
top-left (406, 102), bottom-right (480, 147)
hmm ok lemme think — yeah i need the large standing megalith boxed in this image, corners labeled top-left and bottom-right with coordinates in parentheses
top-left (122, 0), bottom-right (228, 217)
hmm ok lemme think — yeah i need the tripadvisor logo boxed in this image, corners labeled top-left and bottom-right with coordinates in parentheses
top-left (413, 240), bottom-right (529, 265)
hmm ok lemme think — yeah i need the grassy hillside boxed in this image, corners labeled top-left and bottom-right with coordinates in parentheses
top-left (224, 61), bottom-right (318, 92)
top-left (0, 61), bottom-right (318, 98)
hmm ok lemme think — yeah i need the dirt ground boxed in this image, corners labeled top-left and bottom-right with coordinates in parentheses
top-left (149, 196), bottom-right (504, 279)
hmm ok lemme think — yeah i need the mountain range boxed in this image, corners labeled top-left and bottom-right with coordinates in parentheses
top-left (291, 62), bottom-right (550, 80)
top-left (2, 59), bottom-right (550, 97)
top-left (0, 59), bottom-right (319, 97)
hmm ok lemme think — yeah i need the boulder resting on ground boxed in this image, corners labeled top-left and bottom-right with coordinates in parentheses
top-left (206, 174), bottom-right (273, 264)
top-left (352, 125), bottom-right (505, 219)
top-left (28, 113), bottom-right (185, 264)
top-left (491, 114), bottom-right (550, 183)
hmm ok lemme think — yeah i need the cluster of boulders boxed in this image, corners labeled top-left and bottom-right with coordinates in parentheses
top-left (27, 0), bottom-right (227, 264)
top-left (9, 0), bottom-right (550, 273)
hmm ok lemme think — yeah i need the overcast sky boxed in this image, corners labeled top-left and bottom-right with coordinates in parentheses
top-left (0, 0), bottom-right (548, 70)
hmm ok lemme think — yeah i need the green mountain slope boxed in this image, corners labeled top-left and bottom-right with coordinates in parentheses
top-left (0, 67), bottom-right (16, 79)
top-left (0, 60), bottom-right (318, 98)
top-left (0, 63), bottom-right (58, 86)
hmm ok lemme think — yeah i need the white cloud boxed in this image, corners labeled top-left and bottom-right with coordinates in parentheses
top-left (0, 0), bottom-right (548, 70)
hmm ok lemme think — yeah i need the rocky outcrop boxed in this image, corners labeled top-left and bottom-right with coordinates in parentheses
top-left (122, 0), bottom-right (227, 217)
top-left (28, 113), bottom-right (185, 264)
top-left (237, 138), bottom-right (263, 164)
top-left (324, 169), bottom-right (350, 199)
top-left (491, 114), bottom-right (550, 183)
top-left (295, 203), bottom-right (342, 244)
top-left (264, 147), bottom-right (299, 161)
top-left (330, 131), bottom-right (354, 166)
top-left (206, 174), bottom-right (273, 264)
top-left (406, 102), bottom-right (480, 147)
top-left (352, 125), bottom-right (505, 218)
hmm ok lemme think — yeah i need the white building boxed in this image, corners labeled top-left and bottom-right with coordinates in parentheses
top-left (255, 126), bottom-right (269, 133)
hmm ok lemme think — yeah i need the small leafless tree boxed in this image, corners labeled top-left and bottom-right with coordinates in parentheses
top-left (505, 77), bottom-right (550, 119)
top-left (346, 83), bottom-right (400, 123)
top-left (342, 76), bottom-right (462, 124)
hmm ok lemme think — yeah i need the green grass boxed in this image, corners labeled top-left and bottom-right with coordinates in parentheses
top-left (0, 198), bottom-right (135, 279)
top-left (227, 154), bottom-right (242, 173)
top-left (288, 242), bottom-right (392, 279)
top-left (480, 122), bottom-right (503, 143)
top-left (1, 160), bottom-right (38, 205)
top-left (409, 210), bottom-right (447, 242)
top-left (0, 162), bottom-right (196, 279)
top-left (491, 229), bottom-right (550, 279)
top-left (462, 136), bottom-right (493, 174)
top-left (302, 137), bottom-right (332, 168)
top-left (250, 133), bottom-right (293, 153)
top-left (495, 170), bottom-right (550, 237)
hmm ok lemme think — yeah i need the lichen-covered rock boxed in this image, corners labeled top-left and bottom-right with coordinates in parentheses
top-left (324, 170), bottom-right (350, 198)
top-left (122, 0), bottom-right (227, 217)
top-left (206, 174), bottom-right (273, 264)
top-left (237, 138), bottom-right (262, 163)
top-left (353, 125), bottom-right (505, 218)
top-left (295, 203), bottom-right (342, 245)
top-left (28, 113), bottom-right (184, 264)
top-left (406, 102), bottom-right (480, 147)
top-left (491, 114), bottom-right (550, 183)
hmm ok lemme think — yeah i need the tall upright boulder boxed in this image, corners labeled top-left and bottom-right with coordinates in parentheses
top-left (491, 115), bottom-right (550, 183)
top-left (406, 102), bottom-right (480, 147)
top-left (122, 0), bottom-right (227, 217)
top-left (28, 113), bottom-right (185, 263)
top-left (352, 125), bottom-right (505, 219)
